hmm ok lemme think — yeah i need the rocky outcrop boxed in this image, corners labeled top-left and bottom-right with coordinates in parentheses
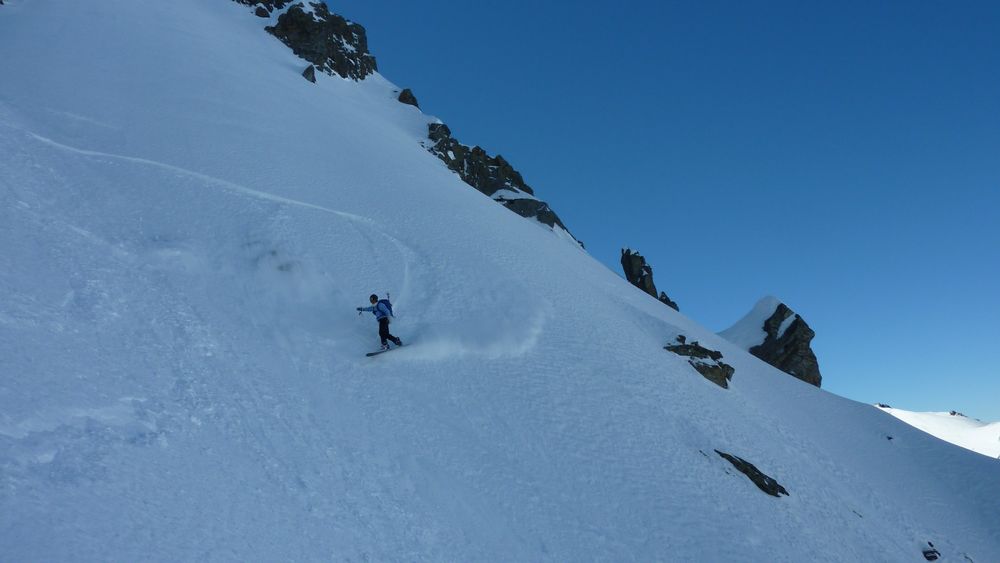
top-left (749, 303), bottom-right (822, 387)
top-left (495, 196), bottom-right (566, 232)
top-left (665, 335), bottom-right (734, 389)
top-left (301, 64), bottom-right (316, 83)
top-left (234, 0), bottom-right (572, 239)
top-left (397, 88), bottom-right (419, 108)
top-left (620, 248), bottom-right (679, 310)
top-left (426, 122), bottom-right (575, 238)
top-left (715, 450), bottom-right (789, 497)
top-left (264, 2), bottom-right (377, 81)
top-left (428, 123), bottom-right (531, 197)
top-left (720, 297), bottom-right (822, 387)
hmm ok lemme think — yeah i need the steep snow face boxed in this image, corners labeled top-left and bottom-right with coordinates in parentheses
top-left (878, 407), bottom-right (1000, 459)
top-left (2, 1), bottom-right (999, 561)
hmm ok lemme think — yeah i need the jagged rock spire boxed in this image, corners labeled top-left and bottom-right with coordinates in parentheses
top-left (720, 297), bottom-right (822, 387)
top-left (750, 302), bottom-right (822, 387)
top-left (620, 248), bottom-right (679, 311)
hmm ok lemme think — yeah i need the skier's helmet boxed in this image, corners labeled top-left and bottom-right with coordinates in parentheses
top-left (369, 294), bottom-right (378, 303)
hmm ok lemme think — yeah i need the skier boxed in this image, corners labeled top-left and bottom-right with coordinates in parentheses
top-left (357, 293), bottom-right (402, 352)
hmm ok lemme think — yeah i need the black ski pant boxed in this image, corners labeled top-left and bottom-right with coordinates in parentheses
top-left (378, 318), bottom-right (398, 346)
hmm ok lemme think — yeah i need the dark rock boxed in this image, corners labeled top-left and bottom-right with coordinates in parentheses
top-left (876, 403), bottom-right (892, 409)
top-left (666, 338), bottom-right (723, 362)
top-left (266, 2), bottom-right (377, 81)
top-left (620, 248), bottom-right (656, 296)
top-left (715, 450), bottom-right (789, 497)
top-left (691, 360), bottom-right (733, 389)
top-left (495, 195), bottom-right (569, 232)
top-left (426, 122), bottom-right (577, 241)
top-left (397, 88), bottom-right (419, 108)
top-left (686, 360), bottom-right (733, 389)
top-left (922, 542), bottom-right (941, 561)
top-left (949, 410), bottom-right (965, 417)
top-left (427, 123), bottom-right (533, 197)
top-left (749, 303), bottom-right (822, 387)
top-left (235, 0), bottom-right (572, 240)
top-left (658, 291), bottom-right (679, 311)
top-left (665, 336), bottom-right (734, 389)
top-left (620, 248), bottom-right (679, 311)
top-left (233, 0), bottom-right (374, 82)
top-left (428, 122), bottom-right (452, 144)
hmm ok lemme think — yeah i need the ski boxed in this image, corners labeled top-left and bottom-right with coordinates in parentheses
top-left (366, 342), bottom-right (402, 357)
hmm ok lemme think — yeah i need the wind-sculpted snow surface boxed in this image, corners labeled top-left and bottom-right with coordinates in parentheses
top-left (1, 1), bottom-right (999, 561)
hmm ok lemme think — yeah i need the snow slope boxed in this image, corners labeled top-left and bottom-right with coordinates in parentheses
top-left (1, 1), bottom-right (999, 561)
top-left (878, 407), bottom-right (1000, 459)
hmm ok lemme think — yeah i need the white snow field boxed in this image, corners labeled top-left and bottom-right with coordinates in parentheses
top-left (1, 1), bottom-right (998, 561)
top-left (878, 407), bottom-right (1000, 460)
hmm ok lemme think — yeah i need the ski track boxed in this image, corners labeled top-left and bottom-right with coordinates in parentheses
top-left (27, 131), bottom-right (372, 224)
top-left (4, 137), bottom-right (539, 556)
top-left (13, 128), bottom-right (544, 367)
top-left (24, 130), bottom-right (443, 350)
top-left (23, 128), bottom-right (433, 344)
top-left (2, 130), bottom-right (432, 541)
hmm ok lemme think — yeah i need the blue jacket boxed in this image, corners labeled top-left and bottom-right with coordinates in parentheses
top-left (359, 301), bottom-right (392, 321)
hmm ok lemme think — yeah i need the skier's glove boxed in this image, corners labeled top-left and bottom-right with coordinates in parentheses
top-left (356, 307), bottom-right (362, 311)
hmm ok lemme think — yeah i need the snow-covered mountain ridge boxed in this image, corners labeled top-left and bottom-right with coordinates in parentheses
top-left (1, 1), bottom-right (998, 560)
top-left (234, 0), bottom-right (576, 241)
top-left (877, 406), bottom-right (1000, 459)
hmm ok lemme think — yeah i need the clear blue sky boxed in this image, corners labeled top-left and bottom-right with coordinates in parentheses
top-left (333, 1), bottom-right (1000, 420)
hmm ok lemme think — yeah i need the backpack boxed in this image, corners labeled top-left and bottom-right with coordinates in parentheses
top-left (377, 298), bottom-right (394, 318)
